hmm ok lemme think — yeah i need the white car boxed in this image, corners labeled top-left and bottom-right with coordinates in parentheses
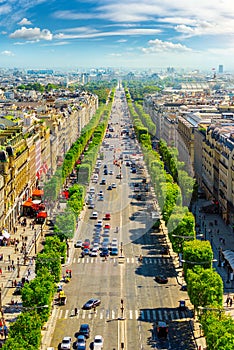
top-left (112, 183), bottom-right (117, 188)
top-left (89, 187), bottom-right (95, 194)
top-left (90, 248), bottom-right (98, 257)
top-left (93, 335), bottom-right (104, 349)
top-left (90, 211), bottom-right (98, 219)
top-left (61, 336), bottom-right (72, 349)
top-left (75, 240), bottom-right (83, 248)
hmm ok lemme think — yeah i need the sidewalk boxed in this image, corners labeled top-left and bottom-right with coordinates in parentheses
top-left (0, 217), bottom-right (44, 346)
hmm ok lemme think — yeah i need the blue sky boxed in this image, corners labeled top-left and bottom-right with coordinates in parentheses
top-left (1, 0), bottom-right (234, 71)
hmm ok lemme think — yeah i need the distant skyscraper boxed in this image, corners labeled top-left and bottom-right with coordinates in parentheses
top-left (218, 65), bottom-right (224, 74)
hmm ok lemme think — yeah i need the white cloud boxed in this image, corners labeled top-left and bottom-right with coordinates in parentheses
top-left (55, 28), bottom-right (161, 40)
top-left (53, 10), bottom-right (93, 20)
top-left (117, 39), bottom-right (127, 43)
top-left (18, 18), bottom-right (32, 26)
top-left (1, 50), bottom-right (15, 56)
top-left (142, 39), bottom-right (192, 54)
top-left (9, 27), bottom-right (53, 41)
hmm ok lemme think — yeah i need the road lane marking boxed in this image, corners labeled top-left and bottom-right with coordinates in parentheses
top-left (112, 310), bottom-right (115, 319)
top-left (140, 310), bottom-right (144, 320)
top-left (164, 310), bottom-right (168, 320)
top-left (129, 310), bottom-right (133, 319)
top-left (82, 311), bottom-right (86, 319)
top-left (126, 257), bottom-right (130, 263)
top-left (131, 257), bottom-right (135, 263)
top-left (64, 310), bottom-right (69, 319)
top-left (59, 309), bottom-right (63, 319)
top-left (158, 310), bottom-right (162, 320)
top-left (90, 258), bottom-right (94, 263)
top-left (146, 310), bottom-right (151, 320)
top-left (77, 258), bottom-right (80, 263)
top-left (73, 258), bottom-right (76, 263)
top-left (100, 311), bottom-right (103, 319)
top-left (152, 310), bottom-right (156, 320)
top-left (135, 310), bottom-right (139, 319)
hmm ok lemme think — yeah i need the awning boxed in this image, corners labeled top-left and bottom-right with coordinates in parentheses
top-left (32, 189), bottom-right (44, 197)
top-left (22, 198), bottom-right (33, 207)
top-left (223, 250), bottom-right (234, 271)
top-left (37, 211), bottom-right (47, 218)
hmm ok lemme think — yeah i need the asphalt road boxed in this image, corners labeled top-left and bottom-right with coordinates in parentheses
top-left (49, 87), bottom-right (196, 350)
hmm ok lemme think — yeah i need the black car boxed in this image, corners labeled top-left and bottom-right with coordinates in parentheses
top-left (100, 247), bottom-right (109, 257)
top-left (78, 323), bottom-right (90, 338)
top-left (100, 179), bottom-right (106, 185)
top-left (155, 275), bottom-right (168, 284)
top-left (82, 298), bottom-right (101, 310)
top-left (104, 169), bottom-right (108, 175)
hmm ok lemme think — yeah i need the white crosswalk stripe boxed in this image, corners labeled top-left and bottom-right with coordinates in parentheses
top-left (74, 257), bottom-right (171, 265)
top-left (53, 308), bottom-right (189, 321)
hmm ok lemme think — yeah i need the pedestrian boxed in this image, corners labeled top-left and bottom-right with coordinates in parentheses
top-left (226, 296), bottom-right (230, 307)
top-left (223, 238), bottom-right (225, 245)
top-left (8, 254), bottom-right (10, 262)
top-left (0, 268), bottom-right (2, 274)
top-left (230, 298), bottom-right (233, 307)
top-left (93, 306), bottom-right (96, 313)
top-left (74, 307), bottom-right (78, 316)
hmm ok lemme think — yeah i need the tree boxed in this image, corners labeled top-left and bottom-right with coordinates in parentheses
top-left (186, 266), bottom-right (223, 311)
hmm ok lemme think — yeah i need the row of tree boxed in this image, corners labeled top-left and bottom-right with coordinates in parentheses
top-left (3, 236), bottom-right (66, 349)
top-left (124, 87), bottom-right (234, 349)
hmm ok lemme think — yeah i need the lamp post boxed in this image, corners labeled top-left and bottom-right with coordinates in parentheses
top-left (17, 257), bottom-right (20, 278)
top-left (34, 229), bottom-right (37, 255)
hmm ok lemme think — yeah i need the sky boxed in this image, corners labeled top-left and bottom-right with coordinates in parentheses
top-left (1, 0), bottom-right (234, 71)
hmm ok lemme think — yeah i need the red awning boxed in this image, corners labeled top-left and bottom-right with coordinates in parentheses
top-left (37, 211), bottom-right (47, 218)
top-left (32, 189), bottom-right (44, 197)
top-left (23, 198), bottom-right (33, 207)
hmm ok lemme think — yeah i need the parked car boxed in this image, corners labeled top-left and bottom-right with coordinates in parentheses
top-left (61, 336), bottom-right (72, 349)
top-left (75, 240), bottom-right (83, 248)
top-left (78, 324), bottom-right (90, 338)
top-left (156, 321), bottom-right (168, 339)
top-left (155, 275), bottom-right (168, 284)
top-left (82, 298), bottom-right (101, 310)
top-left (100, 247), bottom-right (109, 257)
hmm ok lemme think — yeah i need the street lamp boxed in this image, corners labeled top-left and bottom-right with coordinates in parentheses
top-left (181, 259), bottom-right (217, 265)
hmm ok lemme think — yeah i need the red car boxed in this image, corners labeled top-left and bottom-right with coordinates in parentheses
top-left (104, 223), bottom-right (111, 230)
top-left (104, 213), bottom-right (111, 220)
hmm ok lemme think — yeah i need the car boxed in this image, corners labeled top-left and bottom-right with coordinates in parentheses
top-left (103, 237), bottom-right (110, 244)
top-left (82, 298), bottom-right (101, 310)
top-left (82, 248), bottom-right (90, 255)
top-left (93, 237), bottom-right (101, 244)
top-left (76, 335), bottom-right (86, 350)
top-left (104, 165), bottom-right (108, 169)
top-left (61, 336), bottom-right (72, 349)
top-left (95, 220), bottom-right (103, 227)
top-left (100, 247), bottom-right (109, 257)
top-left (111, 238), bottom-right (118, 244)
top-left (155, 275), bottom-right (168, 284)
top-left (78, 324), bottom-right (90, 338)
top-left (93, 335), bottom-right (104, 349)
top-left (92, 243), bottom-right (99, 250)
top-left (100, 179), bottom-right (106, 185)
top-left (104, 223), bottom-right (110, 230)
top-left (89, 187), bottom-right (95, 194)
top-left (181, 285), bottom-right (187, 291)
top-left (75, 240), bottom-right (83, 248)
top-left (156, 321), bottom-right (168, 340)
top-left (110, 247), bottom-right (119, 256)
top-left (89, 248), bottom-right (98, 257)
top-left (88, 203), bottom-right (95, 209)
top-left (104, 213), bottom-right (111, 220)
top-left (109, 170), bottom-right (113, 175)
top-left (131, 168), bottom-right (137, 173)
top-left (112, 183), bottom-right (117, 188)
top-left (107, 185), bottom-right (112, 190)
top-left (90, 211), bottom-right (98, 219)
top-left (98, 195), bottom-right (104, 201)
top-left (99, 190), bottom-right (103, 195)
top-left (160, 247), bottom-right (169, 255)
top-left (116, 174), bottom-right (122, 179)
top-left (103, 169), bottom-right (108, 175)
top-left (102, 229), bottom-right (110, 237)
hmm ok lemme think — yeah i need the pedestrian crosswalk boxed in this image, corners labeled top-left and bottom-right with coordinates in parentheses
top-left (73, 256), bottom-right (172, 265)
top-left (52, 307), bottom-right (189, 322)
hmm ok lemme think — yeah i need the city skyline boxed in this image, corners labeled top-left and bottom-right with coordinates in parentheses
top-left (0, 0), bottom-right (234, 72)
